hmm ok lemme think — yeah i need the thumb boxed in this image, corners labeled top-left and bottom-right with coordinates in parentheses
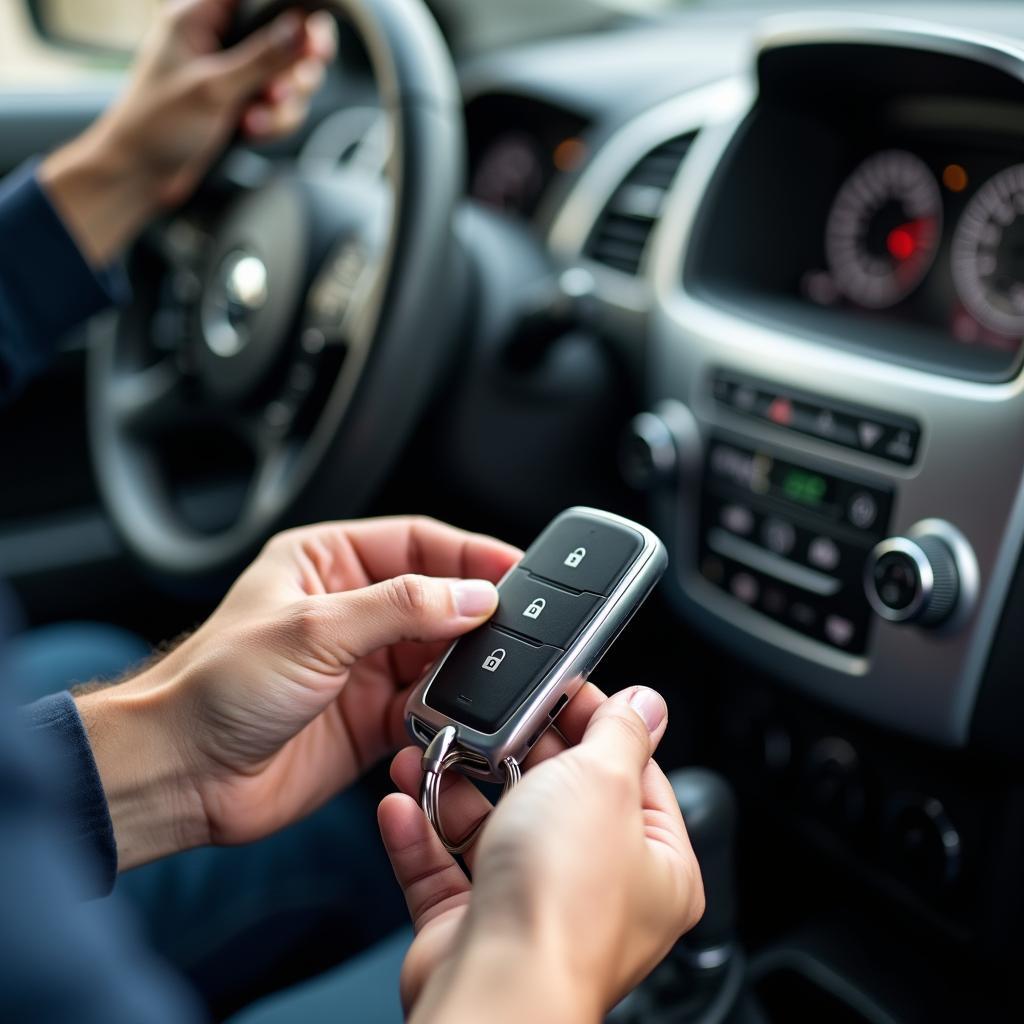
top-left (325, 575), bottom-right (498, 661)
top-left (579, 686), bottom-right (668, 775)
top-left (204, 10), bottom-right (307, 101)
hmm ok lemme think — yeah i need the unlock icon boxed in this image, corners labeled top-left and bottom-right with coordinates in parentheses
top-left (482, 648), bottom-right (506, 672)
top-left (564, 546), bottom-right (587, 568)
top-left (523, 598), bottom-right (546, 620)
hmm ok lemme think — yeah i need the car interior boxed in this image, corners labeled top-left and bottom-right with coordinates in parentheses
top-left (5, 0), bottom-right (1024, 1019)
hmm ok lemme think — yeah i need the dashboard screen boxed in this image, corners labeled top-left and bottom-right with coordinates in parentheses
top-left (800, 139), bottom-right (1024, 361)
top-left (687, 83), bottom-right (1024, 382)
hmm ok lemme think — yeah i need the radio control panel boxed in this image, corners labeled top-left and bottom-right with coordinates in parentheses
top-left (699, 436), bottom-right (893, 655)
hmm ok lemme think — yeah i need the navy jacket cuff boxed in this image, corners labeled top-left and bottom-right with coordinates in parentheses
top-left (20, 691), bottom-right (118, 898)
top-left (0, 159), bottom-right (129, 398)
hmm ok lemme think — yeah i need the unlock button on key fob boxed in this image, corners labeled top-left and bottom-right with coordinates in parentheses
top-left (492, 569), bottom-right (602, 648)
top-left (426, 626), bottom-right (561, 734)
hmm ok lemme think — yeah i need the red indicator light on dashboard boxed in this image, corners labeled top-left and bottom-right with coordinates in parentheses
top-left (767, 397), bottom-right (793, 426)
top-left (886, 224), bottom-right (917, 261)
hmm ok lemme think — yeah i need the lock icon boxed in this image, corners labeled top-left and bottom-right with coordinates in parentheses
top-left (523, 598), bottom-right (546, 620)
top-left (482, 648), bottom-right (506, 673)
top-left (564, 547), bottom-right (587, 568)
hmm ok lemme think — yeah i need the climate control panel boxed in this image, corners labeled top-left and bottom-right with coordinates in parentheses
top-left (698, 437), bottom-right (894, 655)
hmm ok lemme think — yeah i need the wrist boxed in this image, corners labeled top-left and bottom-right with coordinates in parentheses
top-left (414, 929), bottom-right (601, 1024)
top-left (39, 122), bottom-right (163, 268)
top-left (75, 665), bottom-right (209, 870)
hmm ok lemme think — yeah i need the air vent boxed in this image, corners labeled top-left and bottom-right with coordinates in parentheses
top-left (585, 132), bottom-right (696, 275)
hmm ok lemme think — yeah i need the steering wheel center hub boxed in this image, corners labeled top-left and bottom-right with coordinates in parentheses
top-left (197, 179), bottom-right (308, 403)
top-left (202, 250), bottom-right (269, 358)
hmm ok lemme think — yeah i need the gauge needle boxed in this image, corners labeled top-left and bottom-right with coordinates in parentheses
top-left (887, 219), bottom-right (931, 261)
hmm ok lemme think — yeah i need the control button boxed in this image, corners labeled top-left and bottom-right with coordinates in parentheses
top-left (789, 602), bottom-right (817, 630)
top-left (807, 536), bottom-right (841, 572)
top-left (730, 572), bottom-right (759, 605)
top-left (884, 794), bottom-right (962, 889)
top-left (824, 614), bottom-right (855, 648)
top-left (857, 420), bottom-right (885, 451)
top-left (847, 491), bottom-right (879, 530)
top-left (491, 570), bottom-right (603, 649)
top-left (767, 396), bottom-right (793, 427)
top-left (426, 627), bottom-right (560, 733)
top-left (884, 428), bottom-right (917, 464)
top-left (720, 504), bottom-right (755, 536)
top-left (734, 385), bottom-right (757, 412)
top-left (762, 518), bottom-right (796, 557)
top-left (865, 532), bottom-right (961, 627)
top-left (520, 515), bottom-right (644, 595)
top-left (803, 738), bottom-right (866, 831)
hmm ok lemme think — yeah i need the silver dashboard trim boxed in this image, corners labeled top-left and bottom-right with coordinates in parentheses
top-left (547, 77), bottom-right (748, 315)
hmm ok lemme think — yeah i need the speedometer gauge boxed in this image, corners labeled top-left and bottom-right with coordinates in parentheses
top-left (825, 150), bottom-right (942, 309)
top-left (951, 164), bottom-right (1024, 337)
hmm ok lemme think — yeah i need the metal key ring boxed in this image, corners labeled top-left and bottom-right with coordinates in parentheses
top-left (419, 725), bottom-right (521, 855)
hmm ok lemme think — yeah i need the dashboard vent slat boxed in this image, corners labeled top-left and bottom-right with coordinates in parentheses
top-left (584, 131), bottom-right (697, 276)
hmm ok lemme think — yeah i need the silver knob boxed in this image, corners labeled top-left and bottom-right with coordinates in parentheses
top-left (865, 521), bottom-right (977, 629)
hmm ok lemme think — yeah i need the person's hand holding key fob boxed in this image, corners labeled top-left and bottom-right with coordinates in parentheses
top-left (405, 507), bottom-right (667, 852)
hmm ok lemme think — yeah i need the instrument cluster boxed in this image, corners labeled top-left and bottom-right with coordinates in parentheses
top-left (802, 144), bottom-right (1024, 359)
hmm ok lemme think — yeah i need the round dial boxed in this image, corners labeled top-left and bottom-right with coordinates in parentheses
top-left (825, 150), bottom-right (942, 309)
top-left (471, 132), bottom-right (546, 215)
top-left (951, 163), bottom-right (1024, 336)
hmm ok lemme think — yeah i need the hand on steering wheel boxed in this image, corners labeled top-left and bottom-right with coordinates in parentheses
top-left (42, 0), bottom-right (336, 266)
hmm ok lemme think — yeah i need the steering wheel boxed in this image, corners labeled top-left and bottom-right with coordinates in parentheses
top-left (88, 0), bottom-right (464, 577)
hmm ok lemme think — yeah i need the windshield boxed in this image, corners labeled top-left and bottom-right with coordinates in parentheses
top-left (431, 0), bottom-right (1021, 55)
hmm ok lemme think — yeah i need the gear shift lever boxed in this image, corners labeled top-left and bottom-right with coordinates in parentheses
top-left (672, 768), bottom-right (738, 965)
top-left (608, 768), bottom-right (746, 1024)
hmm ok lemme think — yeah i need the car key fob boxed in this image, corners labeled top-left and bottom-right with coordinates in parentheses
top-left (405, 507), bottom-right (667, 852)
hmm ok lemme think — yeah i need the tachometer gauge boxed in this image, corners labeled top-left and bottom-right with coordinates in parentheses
top-left (951, 164), bottom-right (1024, 337)
top-left (825, 150), bottom-right (942, 309)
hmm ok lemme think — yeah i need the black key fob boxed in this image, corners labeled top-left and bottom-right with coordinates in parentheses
top-left (405, 507), bottom-right (667, 784)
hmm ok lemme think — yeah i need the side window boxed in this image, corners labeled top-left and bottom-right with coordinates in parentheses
top-left (0, 0), bottom-right (156, 88)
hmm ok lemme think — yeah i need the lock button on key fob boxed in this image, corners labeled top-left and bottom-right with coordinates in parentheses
top-left (491, 569), bottom-right (602, 649)
top-left (519, 514), bottom-right (644, 595)
top-left (425, 626), bottom-right (561, 733)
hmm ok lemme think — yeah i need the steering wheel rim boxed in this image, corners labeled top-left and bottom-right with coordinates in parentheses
top-left (88, 0), bottom-right (464, 578)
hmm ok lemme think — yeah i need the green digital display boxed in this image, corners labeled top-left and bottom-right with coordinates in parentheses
top-left (781, 469), bottom-right (828, 507)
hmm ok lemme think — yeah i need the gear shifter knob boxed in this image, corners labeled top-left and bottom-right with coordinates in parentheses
top-left (669, 768), bottom-right (738, 957)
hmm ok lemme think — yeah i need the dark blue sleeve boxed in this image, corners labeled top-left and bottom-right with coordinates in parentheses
top-left (0, 603), bottom-right (204, 1023)
top-left (0, 160), bottom-right (129, 401)
top-left (20, 691), bottom-right (118, 898)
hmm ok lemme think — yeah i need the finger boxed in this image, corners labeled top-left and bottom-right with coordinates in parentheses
top-left (273, 517), bottom-right (522, 595)
top-left (378, 793), bottom-right (472, 932)
top-left (205, 9), bottom-right (307, 101)
top-left (580, 686), bottom-right (668, 775)
top-left (243, 95), bottom-right (308, 141)
top-left (263, 56), bottom-right (326, 105)
top-left (345, 517), bottom-right (523, 587)
top-left (390, 746), bottom-right (493, 871)
top-left (303, 10), bottom-right (338, 63)
top-left (317, 574), bottom-right (498, 662)
top-left (522, 681), bottom-right (605, 768)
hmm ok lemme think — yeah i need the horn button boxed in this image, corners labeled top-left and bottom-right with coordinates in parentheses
top-left (198, 180), bottom-right (307, 404)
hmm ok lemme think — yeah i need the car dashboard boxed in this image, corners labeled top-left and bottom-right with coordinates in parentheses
top-left (441, 6), bottom-right (1024, 1017)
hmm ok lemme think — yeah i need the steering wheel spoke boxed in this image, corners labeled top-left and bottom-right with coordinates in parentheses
top-left (112, 359), bottom-right (191, 437)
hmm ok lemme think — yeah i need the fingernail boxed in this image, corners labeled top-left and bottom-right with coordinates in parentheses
top-left (451, 580), bottom-right (498, 618)
top-left (273, 12), bottom-right (304, 48)
top-left (628, 687), bottom-right (667, 734)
